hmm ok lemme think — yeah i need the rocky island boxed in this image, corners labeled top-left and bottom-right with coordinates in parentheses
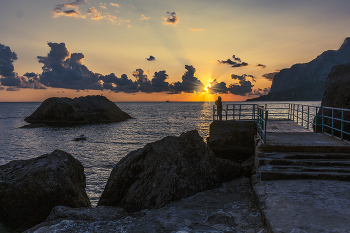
top-left (24, 95), bottom-right (132, 126)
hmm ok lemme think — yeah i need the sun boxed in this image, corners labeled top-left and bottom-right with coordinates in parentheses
top-left (204, 78), bottom-right (213, 93)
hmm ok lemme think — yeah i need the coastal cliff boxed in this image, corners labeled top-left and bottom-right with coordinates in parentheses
top-left (248, 37), bottom-right (350, 101)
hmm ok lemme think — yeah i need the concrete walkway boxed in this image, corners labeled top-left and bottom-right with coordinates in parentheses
top-left (255, 120), bottom-right (350, 232)
top-left (253, 179), bottom-right (350, 233)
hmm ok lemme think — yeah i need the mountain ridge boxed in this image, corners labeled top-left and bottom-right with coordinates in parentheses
top-left (247, 37), bottom-right (350, 101)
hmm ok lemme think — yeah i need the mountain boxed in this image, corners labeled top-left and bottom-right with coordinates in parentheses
top-left (247, 37), bottom-right (350, 101)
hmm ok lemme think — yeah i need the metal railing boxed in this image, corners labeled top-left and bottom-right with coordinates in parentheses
top-left (213, 104), bottom-right (257, 121)
top-left (213, 103), bottom-right (350, 145)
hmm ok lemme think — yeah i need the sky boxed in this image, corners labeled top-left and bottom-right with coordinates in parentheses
top-left (0, 0), bottom-right (350, 102)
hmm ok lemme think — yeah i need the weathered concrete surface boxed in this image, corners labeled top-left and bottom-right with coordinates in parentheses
top-left (208, 120), bottom-right (257, 161)
top-left (262, 132), bottom-right (350, 153)
top-left (26, 177), bottom-right (267, 233)
top-left (253, 178), bottom-right (350, 233)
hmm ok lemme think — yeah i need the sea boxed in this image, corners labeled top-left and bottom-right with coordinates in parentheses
top-left (0, 101), bottom-right (320, 206)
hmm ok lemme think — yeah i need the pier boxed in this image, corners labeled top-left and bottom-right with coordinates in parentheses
top-left (212, 103), bottom-right (350, 232)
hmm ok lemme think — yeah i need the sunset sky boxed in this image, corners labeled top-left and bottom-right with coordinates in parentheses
top-left (1, 0), bottom-right (350, 102)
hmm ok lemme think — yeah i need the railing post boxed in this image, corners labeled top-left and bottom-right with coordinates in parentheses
top-left (301, 105), bottom-right (304, 127)
top-left (293, 104), bottom-right (295, 121)
top-left (239, 104), bottom-right (242, 120)
top-left (341, 110), bottom-right (344, 140)
top-left (232, 105), bottom-right (235, 120)
top-left (315, 107), bottom-right (318, 132)
top-left (226, 105), bottom-right (228, 121)
top-left (213, 105), bottom-right (215, 121)
top-left (253, 104), bottom-right (256, 121)
top-left (307, 106), bottom-right (310, 129)
top-left (264, 110), bottom-right (268, 145)
top-left (296, 105), bottom-right (299, 124)
top-left (322, 107), bottom-right (324, 133)
top-left (332, 109), bottom-right (334, 137)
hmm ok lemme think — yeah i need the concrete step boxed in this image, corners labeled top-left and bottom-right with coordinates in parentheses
top-left (260, 170), bottom-right (350, 181)
top-left (258, 152), bottom-right (350, 160)
top-left (259, 164), bottom-right (350, 174)
top-left (259, 158), bottom-right (350, 167)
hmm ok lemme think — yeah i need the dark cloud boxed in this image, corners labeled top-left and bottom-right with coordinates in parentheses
top-left (164, 12), bottom-right (179, 25)
top-left (210, 79), bottom-right (228, 94)
top-left (146, 55), bottom-right (155, 61)
top-left (0, 87), bottom-right (4, 90)
top-left (37, 42), bottom-right (102, 90)
top-left (262, 71), bottom-right (279, 81)
top-left (53, 0), bottom-right (86, 18)
top-left (0, 43), bottom-right (45, 90)
top-left (218, 55), bottom-right (249, 68)
top-left (228, 73), bottom-right (254, 96)
top-left (169, 65), bottom-right (204, 94)
top-left (251, 87), bottom-right (270, 96)
top-left (0, 43), bottom-right (17, 77)
top-left (255, 63), bottom-right (266, 69)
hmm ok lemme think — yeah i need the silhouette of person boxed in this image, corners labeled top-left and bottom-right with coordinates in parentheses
top-left (215, 96), bottom-right (222, 121)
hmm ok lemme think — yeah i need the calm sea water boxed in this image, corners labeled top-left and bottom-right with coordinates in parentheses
top-left (0, 101), bottom-right (320, 206)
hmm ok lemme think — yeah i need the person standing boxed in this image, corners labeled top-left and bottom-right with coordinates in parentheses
top-left (215, 96), bottom-right (222, 121)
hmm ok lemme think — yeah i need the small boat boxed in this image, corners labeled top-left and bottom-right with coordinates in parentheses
top-left (72, 134), bottom-right (87, 141)
top-left (166, 100), bottom-right (170, 102)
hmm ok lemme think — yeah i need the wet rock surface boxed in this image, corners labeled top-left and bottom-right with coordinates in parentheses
top-left (98, 130), bottom-right (242, 212)
top-left (253, 178), bottom-right (350, 233)
top-left (0, 150), bottom-right (91, 232)
top-left (24, 95), bottom-right (132, 126)
top-left (26, 177), bottom-right (267, 233)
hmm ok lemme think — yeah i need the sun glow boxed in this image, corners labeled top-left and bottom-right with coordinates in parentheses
top-left (204, 78), bottom-right (213, 93)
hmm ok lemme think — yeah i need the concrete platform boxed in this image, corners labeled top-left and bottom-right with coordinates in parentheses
top-left (253, 179), bottom-right (350, 233)
top-left (262, 132), bottom-right (350, 153)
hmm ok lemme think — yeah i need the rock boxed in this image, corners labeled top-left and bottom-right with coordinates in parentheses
top-left (25, 178), bottom-right (267, 233)
top-left (24, 95), bottom-right (132, 126)
top-left (98, 130), bottom-right (242, 212)
top-left (0, 150), bottom-right (91, 232)
top-left (315, 62), bottom-right (350, 139)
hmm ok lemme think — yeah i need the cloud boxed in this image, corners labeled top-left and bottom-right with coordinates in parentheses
top-left (0, 87), bottom-right (4, 90)
top-left (37, 42), bottom-right (102, 90)
top-left (255, 63), bottom-right (266, 69)
top-left (0, 43), bottom-right (17, 77)
top-left (210, 79), bottom-right (228, 94)
top-left (169, 65), bottom-right (204, 94)
top-left (227, 73), bottom-right (254, 96)
top-left (251, 87), bottom-right (270, 96)
top-left (163, 12), bottom-right (179, 25)
top-left (262, 71), bottom-right (279, 81)
top-left (99, 3), bottom-right (107, 9)
top-left (110, 3), bottom-right (120, 8)
top-left (53, 0), bottom-right (86, 18)
top-left (189, 28), bottom-right (203, 31)
top-left (146, 55), bottom-right (155, 61)
top-left (87, 7), bottom-right (118, 23)
top-left (140, 14), bottom-right (150, 20)
top-left (218, 55), bottom-right (249, 68)
top-left (0, 43), bottom-right (46, 90)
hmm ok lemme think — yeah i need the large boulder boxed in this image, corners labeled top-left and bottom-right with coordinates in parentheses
top-left (0, 150), bottom-right (91, 232)
top-left (98, 130), bottom-right (241, 212)
top-left (24, 95), bottom-right (132, 126)
top-left (315, 63), bottom-right (350, 139)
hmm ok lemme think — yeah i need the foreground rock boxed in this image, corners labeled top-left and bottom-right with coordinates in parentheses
top-left (0, 150), bottom-right (91, 232)
top-left (316, 62), bottom-right (350, 138)
top-left (26, 178), bottom-right (267, 233)
top-left (24, 95), bottom-right (132, 126)
top-left (98, 130), bottom-right (242, 212)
